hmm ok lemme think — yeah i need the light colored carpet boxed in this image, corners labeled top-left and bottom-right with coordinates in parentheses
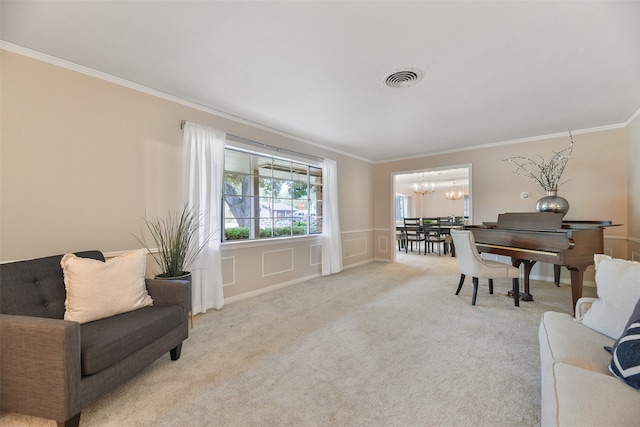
top-left (1, 252), bottom-right (592, 426)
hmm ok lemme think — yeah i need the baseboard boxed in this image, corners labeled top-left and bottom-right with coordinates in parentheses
top-left (529, 273), bottom-right (596, 287)
top-left (223, 259), bottom-right (376, 305)
top-left (343, 258), bottom-right (375, 270)
top-left (223, 273), bottom-right (321, 305)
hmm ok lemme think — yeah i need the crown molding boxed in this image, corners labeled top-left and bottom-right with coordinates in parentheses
top-left (377, 122), bottom-right (627, 164)
top-left (625, 105), bottom-right (640, 126)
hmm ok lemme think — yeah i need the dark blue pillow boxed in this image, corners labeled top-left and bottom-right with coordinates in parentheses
top-left (609, 319), bottom-right (640, 390)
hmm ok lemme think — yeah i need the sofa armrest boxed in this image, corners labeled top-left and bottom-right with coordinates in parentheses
top-left (0, 314), bottom-right (81, 421)
top-left (575, 297), bottom-right (598, 320)
top-left (146, 278), bottom-right (191, 314)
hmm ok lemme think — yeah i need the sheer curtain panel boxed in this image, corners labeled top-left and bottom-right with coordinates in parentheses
top-left (322, 159), bottom-right (343, 275)
top-left (182, 122), bottom-right (226, 312)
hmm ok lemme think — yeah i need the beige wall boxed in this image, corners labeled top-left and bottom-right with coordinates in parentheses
top-left (0, 50), bottom-right (375, 302)
top-left (397, 186), bottom-right (467, 219)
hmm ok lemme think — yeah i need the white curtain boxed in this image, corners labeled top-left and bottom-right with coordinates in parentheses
top-left (182, 122), bottom-right (226, 312)
top-left (321, 158), bottom-right (343, 276)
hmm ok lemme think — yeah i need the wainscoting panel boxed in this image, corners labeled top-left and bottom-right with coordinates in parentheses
top-left (378, 235), bottom-right (388, 254)
top-left (262, 248), bottom-right (294, 277)
top-left (221, 256), bottom-right (235, 286)
top-left (343, 237), bottom-right (367, 258)
top-left (310, 244), bottom-right (322, 266)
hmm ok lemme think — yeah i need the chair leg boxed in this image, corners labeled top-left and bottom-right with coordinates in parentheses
top-left (455, 274), bottom-right (465, 295)
top-left (512, 278), bottom-right (520, 307)
top-left (471, 277), bottom-right (479, 305)
top-left (488, 278), bottom-right (494, 294)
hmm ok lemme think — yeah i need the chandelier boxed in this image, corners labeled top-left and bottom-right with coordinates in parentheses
top-left (445, 182), bottom-right (464, 200)
top-left (414, 174), bottom-right (435, 195)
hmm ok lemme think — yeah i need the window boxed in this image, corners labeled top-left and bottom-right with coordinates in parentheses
top-left (395, 194), bottom-right (408, 222)
top-left (223, 147), bottom-right (322, 241)
top-left (463, 195), bottom-right (470, 218)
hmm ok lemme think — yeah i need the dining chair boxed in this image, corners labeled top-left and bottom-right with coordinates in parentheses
top-left (450, 229), bottom-right (521, 306)
top-left (403, 217), bottom-right (425, 254)
top-left (424, 218), bottom-right (445, 255)
top-left (396, 230), bottom-right (407, 251)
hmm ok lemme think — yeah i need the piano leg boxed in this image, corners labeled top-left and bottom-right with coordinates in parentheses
top-left (567, 266), bottom-right (586, 311)
top-left (508, 260), bottom-right (536, 301)
top-left (512, 277), bottom-right (519, 307)
top-left (553, 264), bottom-right (561, 287)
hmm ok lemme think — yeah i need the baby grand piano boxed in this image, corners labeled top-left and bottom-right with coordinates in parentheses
top-left (466, 212), bottom-right (614, 309)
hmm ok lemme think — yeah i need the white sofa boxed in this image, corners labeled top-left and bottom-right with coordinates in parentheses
top-left (538, 256), bottom-right (640, 426)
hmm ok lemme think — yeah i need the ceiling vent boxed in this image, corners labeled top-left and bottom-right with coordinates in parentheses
top-left (384, 68), bottom-right (423, 88)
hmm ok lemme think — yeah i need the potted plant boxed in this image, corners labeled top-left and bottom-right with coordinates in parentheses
top-left (133, 205), bottom-right (212, 279)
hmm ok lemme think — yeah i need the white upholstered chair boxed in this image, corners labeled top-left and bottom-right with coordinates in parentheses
top-left (450, 229), bottom-right (521, 306)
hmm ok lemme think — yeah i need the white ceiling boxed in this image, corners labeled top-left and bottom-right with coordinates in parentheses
top-left (2, 1), bottom-right (639, 163)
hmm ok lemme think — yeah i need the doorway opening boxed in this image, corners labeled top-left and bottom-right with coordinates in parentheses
top-left (392, 164), bottom-right (472, 261)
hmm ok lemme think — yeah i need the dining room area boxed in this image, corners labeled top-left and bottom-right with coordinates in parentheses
top-left (394, 166), bottom-right (470, 257)
top-left (397, 216), bottom-right (465, 256)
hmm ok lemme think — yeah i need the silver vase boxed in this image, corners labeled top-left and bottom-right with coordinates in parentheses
top-left (535, 189), bottom-right (569, 216)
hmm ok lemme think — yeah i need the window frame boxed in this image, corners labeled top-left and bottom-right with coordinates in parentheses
top-left (222, 145), bottom-right (323, 243)
top-left (395, 194), bottom-right (409, 222)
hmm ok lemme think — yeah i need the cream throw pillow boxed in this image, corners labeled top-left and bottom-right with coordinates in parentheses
top-left (62, 249), bottom-right (153, 324)
top-left (582, 255), bottom-right (640, 339)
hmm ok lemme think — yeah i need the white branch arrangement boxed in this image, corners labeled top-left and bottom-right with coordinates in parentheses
top-left (503, 131), bottom-right (574, 191)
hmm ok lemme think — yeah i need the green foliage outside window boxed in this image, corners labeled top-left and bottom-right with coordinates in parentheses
top-left (223, 146), bottom-right (322, 242)
top-left (224, 222), bottom-right (313, 241)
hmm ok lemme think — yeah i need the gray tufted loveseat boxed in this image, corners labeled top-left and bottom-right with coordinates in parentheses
top-left (0, 250), bottom-right (190, 427)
